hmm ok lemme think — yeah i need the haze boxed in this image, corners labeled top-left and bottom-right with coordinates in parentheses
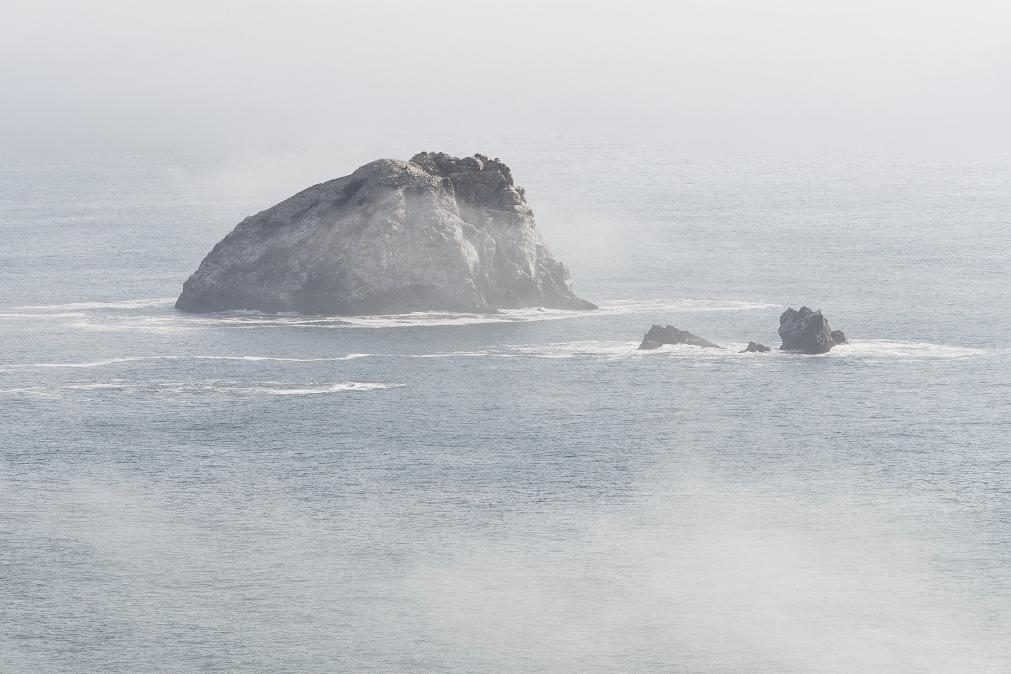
top-left (4, 0), bottom-right (1010, 160)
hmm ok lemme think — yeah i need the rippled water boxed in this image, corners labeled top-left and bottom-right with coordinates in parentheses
top-left (1, 149), bottom-right (1009, 672)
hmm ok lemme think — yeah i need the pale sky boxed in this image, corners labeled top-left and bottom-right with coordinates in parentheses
top-left (3, 0), bottom-right (1010, 159)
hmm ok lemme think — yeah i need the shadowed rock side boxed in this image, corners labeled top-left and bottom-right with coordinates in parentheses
top-left (638, 325), bottom-right (722, 350)
top-left (779, 306), bottom-right (846, 353)
top-left (741, 341), bottom-right (771, 353)
top-left (176, 152), bottom-right (595, 314)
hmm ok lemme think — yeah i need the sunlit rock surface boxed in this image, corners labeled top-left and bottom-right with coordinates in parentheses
top-left (176, 152), bottom-right (595, 314)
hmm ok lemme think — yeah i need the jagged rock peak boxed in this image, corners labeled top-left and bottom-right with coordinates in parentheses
top-left (411, 151), bottom-right (514, 185)
top-left (638, 325), bottom-right (722, 350)
top-left (175, 152), bottom-right (595, 315)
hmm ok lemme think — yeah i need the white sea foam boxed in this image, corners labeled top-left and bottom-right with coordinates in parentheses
top-left (828, 340), bottom-right (986, 360)
top-left (410, 341), bottom-right (726, 360)
top-left (3, 295), bottom-right (780, 332)
top-left (341, 309), bottom-right (585, 329)
top-left (66, 317), bottom-right (196, 334)
top-left (507, 341), bottom-right (641, 359)
top-left (403, 338), bottom-right (997, 362)
top-left (64, 383), bottom-right (132, 390)
top-left (0, 386), bottom-right (50, 395)
top-left (233, 382), bottom-right (400, 396)
top-left (410, 350), bottom-right (497, 359)
top-left (13, 298), bottom-right (176, 311)
top-left (190, 353), bottom-right (370, 363)
top-left (632, 339), bottom-right (992, 361)
top-left (0, 380), bottom-right (400, 397)
top-left (26, 355), bottom-right (152, 365)
top-left (75, 339), bottom-right (969, 365)
top-left (340, 299), bottom-right (778, 329)
top-left (0, 312), bottom-right (89, 319)
top-left (21, 354), bottom-right (372, 368)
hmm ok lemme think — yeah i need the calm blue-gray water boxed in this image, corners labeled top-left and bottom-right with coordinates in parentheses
top-left (1, 146), bottom-right (1009, 672)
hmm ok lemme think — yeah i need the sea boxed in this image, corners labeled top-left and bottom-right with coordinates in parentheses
top-left (1, 143), bottom-right (1009, 672)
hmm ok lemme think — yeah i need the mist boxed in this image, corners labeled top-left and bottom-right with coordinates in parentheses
top-left (3, 461), bottom-right (1006, 671)
top-left (4, 0), bottom-right (1011, 161)
top-left (3, 2), bottom-right (1011, 672)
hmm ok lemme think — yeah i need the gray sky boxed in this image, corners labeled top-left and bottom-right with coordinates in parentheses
top-left (3, 0), bottom-right (1010, 159)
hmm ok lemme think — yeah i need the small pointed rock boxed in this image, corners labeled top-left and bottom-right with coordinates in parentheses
top-left (638, 325), bottom-right (722, 350)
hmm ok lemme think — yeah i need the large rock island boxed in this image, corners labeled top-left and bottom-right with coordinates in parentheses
top-left (176, 152), bottom-right (595, 314)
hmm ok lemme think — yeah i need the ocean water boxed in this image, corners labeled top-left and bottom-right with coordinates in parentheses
top-left (1, 147), bottom-right (1009, 672)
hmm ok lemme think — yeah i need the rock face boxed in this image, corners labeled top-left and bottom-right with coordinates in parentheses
top-left (778, 306), bottom-right (845, 353)
top-left (176, 152), bottom-right (595, 314)
top-left (741, 341), bottom-right (771, 353)
top-left (638, 325), bottom-right (722, 350)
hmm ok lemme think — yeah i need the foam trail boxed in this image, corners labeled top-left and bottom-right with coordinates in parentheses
top-left (1, 296), bottom-right (781, 333)
top-left (21, 341), bottom-right (975, 366)
top-left (196, 354), bottom-right (371, 362)
top-left (0, 312), bottom-right (89, 319)
top-left (28, 357), bottom-right (152, 368)
top-left (403, 339), bottom-right (996, 362)
top-left (236, 382), bottom-right (401, 395)
top-left (341, 299), bottom-right (778, 329)
top-left (412, 341), bottom-right (737, 360)
top-left (830, 340), bottom-right (987, 360)
top-left (0, 380), bottom-right (401, 396)
top-left (13, 298), bottom-right (176, 310)
top-left (21, 354), bottom-right (372, 368)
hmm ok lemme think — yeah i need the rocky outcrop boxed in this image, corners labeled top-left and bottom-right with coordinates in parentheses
top-left (638, 325), bottom-right (722, 350)
top-left (830, 330), bottom-right (848, 345)
top-left (778, 306), bottom-right (846, 354)
top-left (176, 152), bottom-right (595, 314)
top-left (740, 341), bottom-right (770, 353)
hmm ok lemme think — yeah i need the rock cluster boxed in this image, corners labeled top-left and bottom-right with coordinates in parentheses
top-left (176, 152), bottom-right (595, 314)
top-left (636, 307), bottom-right (847, 355)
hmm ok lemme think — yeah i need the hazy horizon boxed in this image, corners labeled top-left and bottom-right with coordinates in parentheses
top-left (4, 0), bottom-right (1011, 162)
